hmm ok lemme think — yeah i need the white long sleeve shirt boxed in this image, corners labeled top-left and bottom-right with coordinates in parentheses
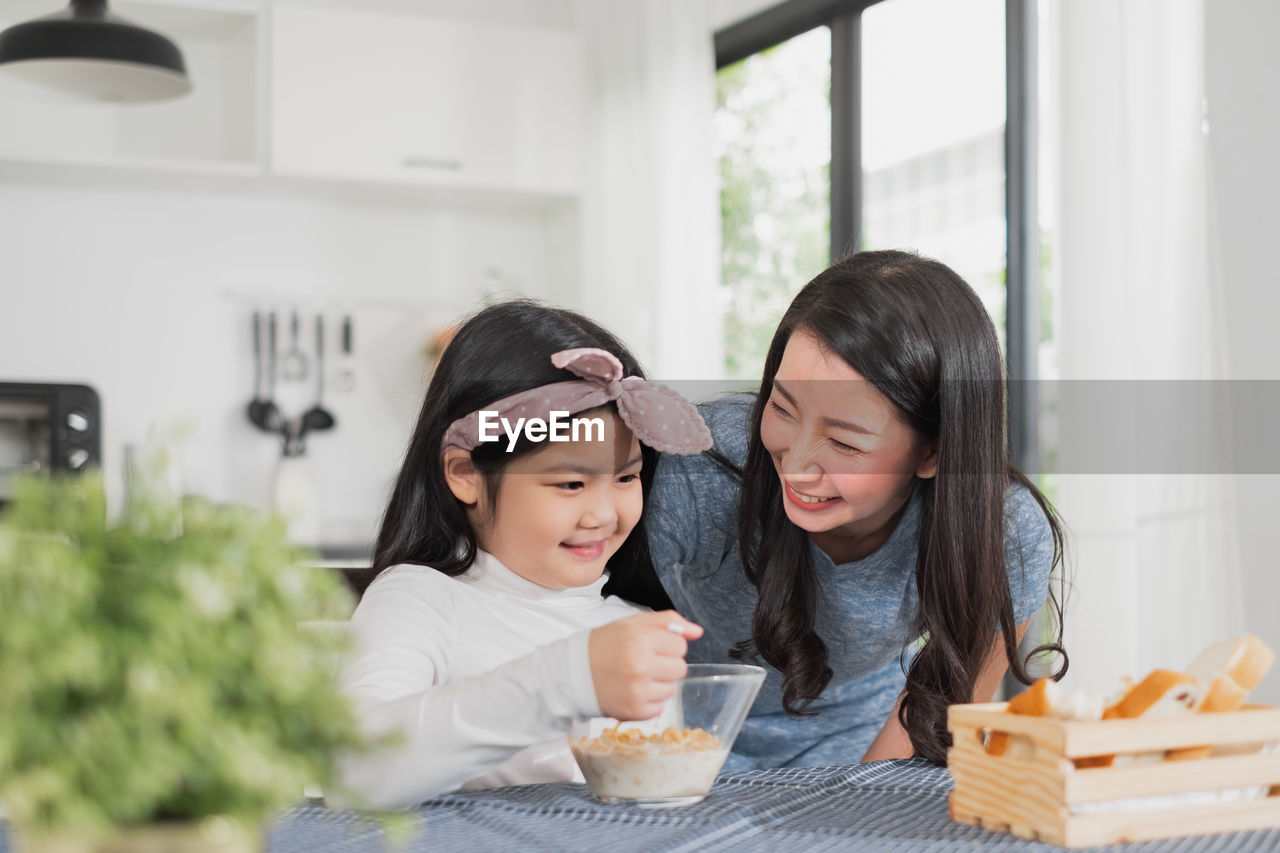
top-left (333, 550), bottom-right (645, 809)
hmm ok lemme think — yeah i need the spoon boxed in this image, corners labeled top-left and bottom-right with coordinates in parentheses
top-left (281, 309), bottom-right (309, 382)
top-left (246, 311), bottom-right (282, 433)
top-left (299, 314), bottom-right (336, 439)
top-left (332, 314), bottom-right (355, 392)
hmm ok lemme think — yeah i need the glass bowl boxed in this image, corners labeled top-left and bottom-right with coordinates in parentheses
top-left (570, 663), bottom-right (766, 806)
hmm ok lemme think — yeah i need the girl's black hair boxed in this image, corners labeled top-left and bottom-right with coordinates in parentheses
top-left (730, 249), bottom-right (1067, 764)
top-left (349, 300), bottom-right (673, 612)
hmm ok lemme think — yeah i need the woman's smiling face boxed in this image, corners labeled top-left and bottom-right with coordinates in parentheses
top-left (759, 331), bottom-right (937, 562)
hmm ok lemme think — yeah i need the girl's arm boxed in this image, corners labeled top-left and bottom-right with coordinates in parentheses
top-left (333, 572), bottom-right (698, 809)
top-left (332, 572), bottom-right (601, 809)
top-left (860, 617), bottom-right (1031, 762)
top-left (338, 636), bottom-right (594, 808)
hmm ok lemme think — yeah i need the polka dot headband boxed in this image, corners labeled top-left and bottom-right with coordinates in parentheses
top-left (441, 348), bottom-right (713, 456)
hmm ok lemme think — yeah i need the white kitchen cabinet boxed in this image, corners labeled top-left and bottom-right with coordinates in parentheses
top-left (0, 0), bottom-right (264, 174)
top-left (269, 6), bottom-right (584, 196)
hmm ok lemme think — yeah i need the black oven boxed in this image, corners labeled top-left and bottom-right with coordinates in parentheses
top-left (0, 382), bottom-right (101, 507)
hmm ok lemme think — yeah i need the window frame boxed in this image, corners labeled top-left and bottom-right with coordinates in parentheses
top-left (714, 0), bottom-right (1039, 472)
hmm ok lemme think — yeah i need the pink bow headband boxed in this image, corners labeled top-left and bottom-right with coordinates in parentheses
top-left (441, 348), bottom-right (712, 456)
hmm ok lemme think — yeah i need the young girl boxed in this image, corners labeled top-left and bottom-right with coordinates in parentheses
top-left (337, 301), bottom-right (711, 809)
top-left (647, 250), bottom-right (1067, 768)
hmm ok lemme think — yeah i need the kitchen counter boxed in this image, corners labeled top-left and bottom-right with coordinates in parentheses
top-left (309, 544), bottom-right (371, 595)
top-left (313, 544), bottom-right (372, 567)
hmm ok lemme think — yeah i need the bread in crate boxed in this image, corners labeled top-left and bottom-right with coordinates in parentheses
top-left (947, 634), bottom-right (1280, 847)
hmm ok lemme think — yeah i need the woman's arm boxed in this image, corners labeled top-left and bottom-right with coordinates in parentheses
top-left (860, 618), bottom-right (1031, 762)
top-left (859, 692), bottom-right (912, 762)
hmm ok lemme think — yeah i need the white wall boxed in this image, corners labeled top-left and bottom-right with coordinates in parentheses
top-left (284, 0), bottom-right (575, 28)
top-left (0, 180), bottom-right (575, 547)
top-left (0, 0), bottom-right (586, 547)
top-left (573, 0), bottom-right (723, 382)
top-left (0, 0), bottom-right (731, 552)
top-left (1205, 0), bottom-right (1280, 705)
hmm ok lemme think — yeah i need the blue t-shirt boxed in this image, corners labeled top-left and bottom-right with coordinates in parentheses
top-left (646, 395), bottom-right (1055, 770)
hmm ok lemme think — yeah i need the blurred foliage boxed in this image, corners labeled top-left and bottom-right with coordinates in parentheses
top-left (0, 473), bottom-right (372, 838)
top-left (716, 31), bottom-right (832, 380)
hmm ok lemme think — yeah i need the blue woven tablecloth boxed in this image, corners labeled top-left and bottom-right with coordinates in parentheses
top-left (4, 760), bottom-right (1279, 851)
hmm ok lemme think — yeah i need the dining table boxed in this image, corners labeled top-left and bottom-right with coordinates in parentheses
top-left (4, 759), bottom-right (1279, 852)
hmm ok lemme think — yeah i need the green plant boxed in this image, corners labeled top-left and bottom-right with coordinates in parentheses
top-left (716, 33), bottom-right (831, 380)
top-left (0, 473), bottom-right (368, 839)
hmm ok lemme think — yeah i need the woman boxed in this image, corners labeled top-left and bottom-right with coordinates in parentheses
top-left (647, 250), bottom-right (1066, 767)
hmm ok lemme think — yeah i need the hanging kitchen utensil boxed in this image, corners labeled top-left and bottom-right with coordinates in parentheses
top-left (279, 415), bottom-right (305, 458)
top-left (299, 314), bottom-right (336, 439)
top-left (267, 310), bottom-right (281, 401)
top-left (246, 311), bottom-right (282, 433)
top-left (281, 309), bottom-right (308, 382)
top-left (333, 314), bottom-right (355, 392)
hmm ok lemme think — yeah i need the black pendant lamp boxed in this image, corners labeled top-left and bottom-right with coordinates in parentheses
top-left (0, 0), bottom-right (191, 102)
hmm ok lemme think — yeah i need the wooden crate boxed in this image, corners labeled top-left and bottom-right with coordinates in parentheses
top-left (947, 701), bottom-right (1280, 847)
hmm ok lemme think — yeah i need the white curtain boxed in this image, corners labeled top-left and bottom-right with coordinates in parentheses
top-left (1203, 0), bottom-right (1280, 707)
top-left (1049, 0), bottom-right (1243, 692)
top-left (572, 0), bottom-right (723, 380)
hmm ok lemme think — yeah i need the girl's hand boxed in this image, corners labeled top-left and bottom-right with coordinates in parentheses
top-left (588, 611), bottom-right (704, 721)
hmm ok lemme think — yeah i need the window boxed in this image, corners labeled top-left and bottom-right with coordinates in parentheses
top-left (861, 0), bottom-right (1008, 349)
top-left (717, 27), bottom-right (831, 380)
top-left (714, 0), bottom-right (1039, 472)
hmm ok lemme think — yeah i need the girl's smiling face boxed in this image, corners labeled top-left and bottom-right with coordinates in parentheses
top-left (464, 408), bottom-right (644, 590)
top-left (760, 331), bottom-right (938, 563)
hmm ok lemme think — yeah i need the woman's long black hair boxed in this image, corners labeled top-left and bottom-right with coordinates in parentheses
top-left (731, 250), bottom-right (1066, 764)
top-left (349, 300), bottom-right (673, 612)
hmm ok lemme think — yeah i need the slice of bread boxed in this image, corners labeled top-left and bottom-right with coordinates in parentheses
top-left (987, 678), bottom-right (1105, 757)
top-left (1186, 634), bottom-right (1275, 709)
top-left (1167, 635), bottom-right (1275, 760)
top-left (987, 678), bottom-right (1056, 757)
top-left (1073, 670), bottom-right (1202, 768)
top-left (1102, 669), bottom-right (1201, 720)
top-left (1196, 674), bottom-right (1250, 714)
top-left (981, 636), bottom-right (1275, 769)
top-left (1009, 677), bottom-right (1058, 716)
